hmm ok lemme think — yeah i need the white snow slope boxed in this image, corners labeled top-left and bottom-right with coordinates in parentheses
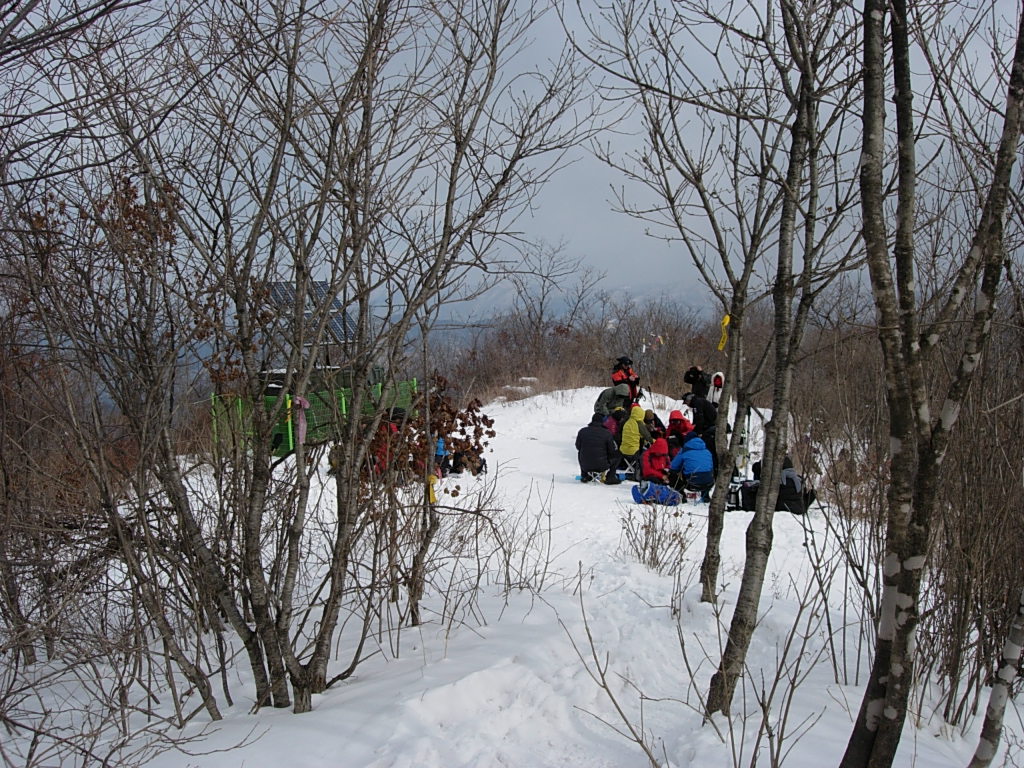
top-left (142, 387), bottom-right (1018, 768)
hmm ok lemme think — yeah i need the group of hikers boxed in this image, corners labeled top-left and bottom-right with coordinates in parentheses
top-left (575, 356), bottom-right (814, 513)
top-left (577, 357), bottom-right (719, 500)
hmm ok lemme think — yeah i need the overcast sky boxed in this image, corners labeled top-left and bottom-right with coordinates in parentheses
top-left (462, 6), bottom-right (708, 320)
top-left (525, 146), bottom-right (688, 289)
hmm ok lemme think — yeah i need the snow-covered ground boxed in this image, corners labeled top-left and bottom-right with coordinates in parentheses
top-left (142, 387), bottom-right (1015, 768)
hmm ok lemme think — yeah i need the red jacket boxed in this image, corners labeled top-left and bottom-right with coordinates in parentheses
top-left (641, 438), bottom-right (671, 481)
top-left (665, 410), bottom-right (694, 458)
top-left (370, 421), bottom-right (399, 475)
top-left (611, 365), bottom-right (641, 402)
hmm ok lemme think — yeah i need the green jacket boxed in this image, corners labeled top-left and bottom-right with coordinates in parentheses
top-left (594, 383), bottom-right (631, 416)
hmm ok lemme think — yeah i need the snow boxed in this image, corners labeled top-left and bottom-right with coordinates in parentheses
top-left (139, 386), bottom-right (1014, 768)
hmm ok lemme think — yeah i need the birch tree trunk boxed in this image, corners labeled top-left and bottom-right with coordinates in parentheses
top-left (840, 1), bottom-right (1024, 765)
top-left (968, 588), bottom-right (1024, 768)
top-left (577, 0), bottom-right (861, 611)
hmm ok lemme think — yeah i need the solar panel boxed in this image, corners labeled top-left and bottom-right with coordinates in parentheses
top-left (267, 280), bottom-right (356, 344)
top-left (269, 282), bottom-right (296, 307)
top-left (309, 281), bottom-right (357, 343)
top-left (308, 281), bottom-right (333, 305)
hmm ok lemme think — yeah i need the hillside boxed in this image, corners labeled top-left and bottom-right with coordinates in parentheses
top-left (141, 387), bottom-right (1009, 768)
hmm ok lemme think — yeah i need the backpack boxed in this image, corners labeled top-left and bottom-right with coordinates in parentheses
top-left (603, 408), bottom-right (628, 438)
top-left (631, 481), bottom-right (683, 506)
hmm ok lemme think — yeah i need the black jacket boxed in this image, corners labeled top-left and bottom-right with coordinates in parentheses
top-left (687, 395), bottom-right (718, 437)
top-left (575, 418), bottom-right (619, 473)
top-left (776, 471), bottom-right (805, 514)
top-left (683, 367), bottom-right (712, 398)
top-left (751, 456), bottom-right (812, 514)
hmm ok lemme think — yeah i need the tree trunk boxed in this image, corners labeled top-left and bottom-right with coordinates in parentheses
top-left (156, 431), bottom-right (276, 709)
top-left (0, 549), bottom-right (37, 666)
top-left (700, 307), bottom-right (746, 604)
top-left (705, 18), bottom-right (813, 710)
top-left (408, 503), bottom-right (441, 626)
top-left (969, 588), bottom-right (1024, 768)
top-left (841, 1), bottom-right (1024, 765)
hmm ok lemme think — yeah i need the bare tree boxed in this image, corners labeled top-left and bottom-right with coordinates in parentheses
top-left (9, 0), bottom-right (595, 718)
top-left (839, 2), bottom-right (1024, 766)
top-left (0, 0), bottom-right (172, 194)
top-left (576, 0), bottom-right (862, 715)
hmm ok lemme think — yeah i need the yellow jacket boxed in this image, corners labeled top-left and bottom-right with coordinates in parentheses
top-left (619, 405), bottom-right (652, 456)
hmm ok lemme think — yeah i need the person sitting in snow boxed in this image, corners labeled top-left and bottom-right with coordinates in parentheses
top-left (611, 355), bottom-right (642, 404)
top-left (751, 455), bottom-right (816, 514)
top-left (643, 409), bottom-right (666, 440)
top-left (603, 405), bottom-right (629, 439)
top-left (640, 437), bottom-right (671, 483)
top-left (667, 430), bottom-right (714, 501)
top-left (664, 409), bottom-right (694, 455)
top-left (665, 409), bottom-right (694, 462)
top-left (575, 412), bottom-right (622, 484)
top-left (617, 404), bottom-right (653, 480)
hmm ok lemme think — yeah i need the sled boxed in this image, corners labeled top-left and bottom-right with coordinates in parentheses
top-left (631, 481), bottom-right (683, 506)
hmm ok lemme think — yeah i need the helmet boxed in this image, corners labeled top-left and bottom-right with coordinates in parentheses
top-left (616, 356), bottom-right (632, 366)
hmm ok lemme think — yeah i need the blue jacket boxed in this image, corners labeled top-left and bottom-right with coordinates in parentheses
top-left (670, 432), bottom-right (713, 476)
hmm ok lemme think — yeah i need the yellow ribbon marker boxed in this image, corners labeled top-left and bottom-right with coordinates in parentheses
top-left (717, 314), bottom-right (731, 351)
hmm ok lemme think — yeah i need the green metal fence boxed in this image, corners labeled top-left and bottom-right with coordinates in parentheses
top-left (211, 377), bottom-right (418, 458)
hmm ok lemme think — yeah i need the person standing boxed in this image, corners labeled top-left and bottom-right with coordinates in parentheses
top-left (682, 392), bottom-right (719, 473)
top-left (683, 365), bottom-right (712, 398)
top-left (682, 392), bottom-right (717, 441)
top-left (434, 436), bottom-right (450, 477)
top-left (611, 356), bottom-right (642, 404)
